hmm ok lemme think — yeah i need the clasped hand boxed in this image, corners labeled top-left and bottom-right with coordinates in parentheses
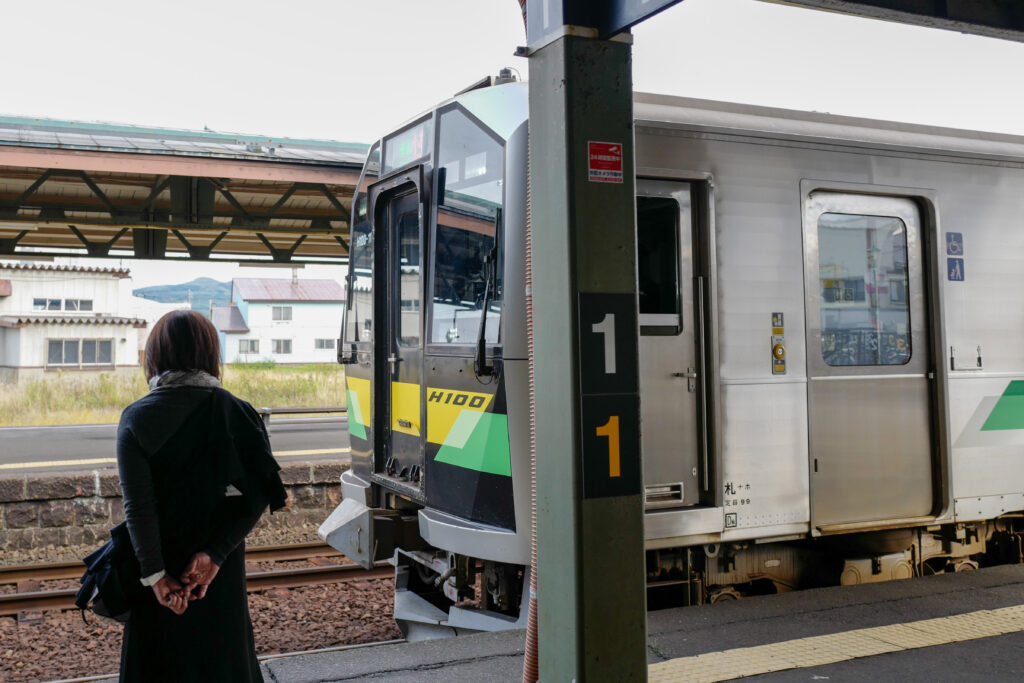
top-left (150, 551), bottom-right (221, 615)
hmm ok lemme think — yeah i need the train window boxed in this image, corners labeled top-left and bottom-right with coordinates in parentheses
top-left (430, 107), bottom-right (503, 346)
top-left (818, 213), bottom-right (911, 366)
top-left (396, 206), bottom-right (421, 347)
top-left (343, 143), bottom-right (380, 344)
top-left (382, 118), bottom-right (431, 175)
top-left (636, 196), bottom-right (681, 322)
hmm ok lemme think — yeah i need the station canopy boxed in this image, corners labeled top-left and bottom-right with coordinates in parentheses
top-left (0, 116), bottom-right (367, 264)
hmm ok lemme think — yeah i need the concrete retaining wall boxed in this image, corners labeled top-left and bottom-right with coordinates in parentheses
top-left (0, 462), bottom-right (347, 554)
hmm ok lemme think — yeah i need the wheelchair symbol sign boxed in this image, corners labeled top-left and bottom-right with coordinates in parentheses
top-left (946, 232), bottom-right (964, 256)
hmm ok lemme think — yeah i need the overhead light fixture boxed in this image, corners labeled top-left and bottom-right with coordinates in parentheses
top-left (0, 221), bottom-right (39, 231)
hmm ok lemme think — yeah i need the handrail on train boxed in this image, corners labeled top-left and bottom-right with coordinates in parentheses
top-left (256, 406), bottom-right (347, 424)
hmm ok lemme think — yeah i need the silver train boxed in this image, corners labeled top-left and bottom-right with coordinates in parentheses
top-left (320, 78), bottom-right (1024, 639)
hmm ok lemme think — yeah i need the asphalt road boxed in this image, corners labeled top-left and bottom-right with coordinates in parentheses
top-left (0, 418), bottom-right (351, 476)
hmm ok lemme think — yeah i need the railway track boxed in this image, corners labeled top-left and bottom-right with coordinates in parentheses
top-left (0, 541), bottom-right (341, 585)
top-left (0, 542), bottom-right (392, 617)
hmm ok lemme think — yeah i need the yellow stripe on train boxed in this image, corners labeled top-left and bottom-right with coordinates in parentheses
top-left (346, 377), bottom-right (496, 444)
top-left (398, 383), bottom-right (495, 443)
top-left (424, 387), bottom-right (494, 445)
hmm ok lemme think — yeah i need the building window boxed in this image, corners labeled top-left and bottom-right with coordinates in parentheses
top-left (33, 298), bottom-right (92, 311)
top-left (34, 298), bottom-right (62, 311)
top-left (273, 339), bottom-right (292, 354)
top-left (239, 339), bottom-right (259, 354)
top-left (272, 306), bottom-right (293, 321)
top-left (64, 299), bottom-right (94, 311)
top-left (46, 338), bottom-right (113, 368)
top-left (315, 338), bottom-right (336, 350)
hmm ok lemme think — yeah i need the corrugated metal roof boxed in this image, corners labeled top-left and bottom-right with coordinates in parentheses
top-left (232, 278), bottom-right (345, 302)
top-left (0, 115), bottom-right (369, 166)
top-left (0, 314), bottom-right (146, 328)
top-left (211, 306), bottom-right (250, 333)
top-left (0, 262), bottom-right (130, 277)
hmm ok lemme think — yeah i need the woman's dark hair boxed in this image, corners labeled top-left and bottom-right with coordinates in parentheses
top-left (144, 309), bottom-right (221, 380)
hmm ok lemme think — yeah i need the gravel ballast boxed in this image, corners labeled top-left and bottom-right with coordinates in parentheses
top-left (1, 524), bottom-right (402, 681)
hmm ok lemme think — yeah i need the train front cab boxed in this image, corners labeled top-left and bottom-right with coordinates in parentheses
top-left (320, 83), bottom-right (533, 638)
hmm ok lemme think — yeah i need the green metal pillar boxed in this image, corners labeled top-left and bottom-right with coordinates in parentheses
top-left (528, 32), bottom-right (648, 681)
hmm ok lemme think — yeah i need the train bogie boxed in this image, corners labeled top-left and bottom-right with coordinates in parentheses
top-left (321, 78), bottom-right (1024, 637)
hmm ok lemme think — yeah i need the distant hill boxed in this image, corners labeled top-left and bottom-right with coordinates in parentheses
top-left (133, 277), bottom-right (232, 314)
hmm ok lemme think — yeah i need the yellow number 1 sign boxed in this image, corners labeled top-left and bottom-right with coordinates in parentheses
top-left (596, 415), bottom-right (621, 477)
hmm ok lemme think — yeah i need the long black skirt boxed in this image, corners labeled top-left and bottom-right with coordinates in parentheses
top-left (119, 545), bottom-right (262, 682)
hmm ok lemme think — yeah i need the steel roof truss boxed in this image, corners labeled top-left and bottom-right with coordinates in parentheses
top-left (68, 225), bottom-right (129, 257)
top-left (257, 233), bottom-right (307, 263)
top-left (171, 229), bottom-right (229, 260)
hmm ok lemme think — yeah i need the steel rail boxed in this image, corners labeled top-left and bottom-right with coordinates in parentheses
top-left (0, 560), bottom-right (391, 617)
top-left (0, 542), bottom-right (341, 586)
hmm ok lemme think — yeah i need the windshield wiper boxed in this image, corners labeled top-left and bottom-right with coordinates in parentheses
top-left (475, 243), bottom-right (498, 377)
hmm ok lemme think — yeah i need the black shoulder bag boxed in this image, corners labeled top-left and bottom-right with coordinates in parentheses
top-left (74, 521), bottom-right (144, 623)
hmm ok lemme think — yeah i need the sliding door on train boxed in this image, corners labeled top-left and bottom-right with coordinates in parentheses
top-left (803, 193), bottom-right (934, 528)
top-left (636, 179), bottom-right (706, 508)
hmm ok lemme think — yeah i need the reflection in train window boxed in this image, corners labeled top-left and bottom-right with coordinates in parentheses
top-left (431, 107), bottom-right (503, 345)
top-left (636, 196), bottom-right (680, 318)
top-left (818, 213), bottom-right (911, 366)
top-left (343, 143), bottom-right (380, 344)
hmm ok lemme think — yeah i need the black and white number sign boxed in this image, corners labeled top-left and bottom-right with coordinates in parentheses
top-left (578, 293), bottom-right (641, 499)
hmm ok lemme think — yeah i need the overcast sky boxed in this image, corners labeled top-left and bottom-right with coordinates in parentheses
top-left (4, 0), bottom-right (1023, 288)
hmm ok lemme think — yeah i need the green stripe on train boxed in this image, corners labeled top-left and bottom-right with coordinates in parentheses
top-left (434, 411), bottom-right (511, 476)
top-left (981, 381), bottom-right (1024, 431)
top-left (347, 389), bottom-right (367, 440)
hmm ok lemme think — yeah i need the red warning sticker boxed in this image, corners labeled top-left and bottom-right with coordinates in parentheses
top-left (588, 141), bottom-right (623, 183)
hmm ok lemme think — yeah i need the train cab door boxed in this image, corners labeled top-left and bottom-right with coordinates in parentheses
top-left (636, 179), bottom-right (705, 507)
top-left (804, 193), bottom-right (934, 529)
top-left (370, 170), bottom-right (426, 493)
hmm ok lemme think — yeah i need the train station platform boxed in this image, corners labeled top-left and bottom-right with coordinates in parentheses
top-left (255, 563), bottom-right (1024, 682)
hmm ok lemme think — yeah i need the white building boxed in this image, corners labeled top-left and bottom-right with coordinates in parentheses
top-left (0, 262), bottom-right (147, 383)
top-left (212, 276), bottom-right (345, 364)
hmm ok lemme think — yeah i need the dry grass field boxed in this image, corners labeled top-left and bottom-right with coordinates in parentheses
top-left (0, 363), bottom-right (346, 427)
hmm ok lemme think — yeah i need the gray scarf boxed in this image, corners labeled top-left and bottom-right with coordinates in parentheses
top-left (148, 369), bottom-right (221, 391)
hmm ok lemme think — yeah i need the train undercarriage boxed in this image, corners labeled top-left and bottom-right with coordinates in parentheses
top-left (375, 513), bottom-right (1024, 637)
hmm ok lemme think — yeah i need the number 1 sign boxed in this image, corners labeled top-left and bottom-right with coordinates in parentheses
top-left (579, 293), bottom-right (641, 499)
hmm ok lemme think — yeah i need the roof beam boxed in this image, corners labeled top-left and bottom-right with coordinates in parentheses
top-left (0, 146), bottom-right (361, 185)
top-left (760, 0), bottom-right (1024, 42)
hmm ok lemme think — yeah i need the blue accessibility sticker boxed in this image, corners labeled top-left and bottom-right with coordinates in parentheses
top-left (948, 257), bottom-right (965, 281)
top-left (946, 232), bottom-right (964, 256)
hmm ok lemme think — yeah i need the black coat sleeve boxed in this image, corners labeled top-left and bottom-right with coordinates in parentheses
top-left (202, 398), bottom-right (279, 566)
top-left (116, 413), bottom-right (165, 578)
top-left (204, 504), bottom-right (265, 566)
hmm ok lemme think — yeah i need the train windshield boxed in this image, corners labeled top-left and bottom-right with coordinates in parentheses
top-left (342, 142), bottom-right (380, 344)
top-left (431, 107), bottom-right (503, 346)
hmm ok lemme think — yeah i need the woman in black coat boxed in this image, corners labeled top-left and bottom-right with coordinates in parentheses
top-left (117, 310), bottom-right (286, 682)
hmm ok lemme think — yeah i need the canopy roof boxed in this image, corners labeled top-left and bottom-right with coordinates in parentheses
top-left (0, 116), bottom-right (368, 265)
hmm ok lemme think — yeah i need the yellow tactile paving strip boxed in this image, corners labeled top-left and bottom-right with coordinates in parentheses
top-left (648, 604), bottom-right (1024, 682)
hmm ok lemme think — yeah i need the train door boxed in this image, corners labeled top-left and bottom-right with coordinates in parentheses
top-left (371, 172), bottom-right (426, 492)
top-left (804, 193), bottom-right (933, 528)
top-left (636, 179), bottom-right (705, 507)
